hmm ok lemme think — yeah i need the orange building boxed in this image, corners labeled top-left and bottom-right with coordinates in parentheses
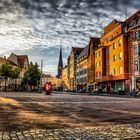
top-left (87, 37), bottom-right (100, 91)
top-left (98, 20), bottom-right (129, 92)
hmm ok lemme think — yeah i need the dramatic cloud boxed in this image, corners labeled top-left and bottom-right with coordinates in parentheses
top-left (0, 0), bottom-right (139, 75)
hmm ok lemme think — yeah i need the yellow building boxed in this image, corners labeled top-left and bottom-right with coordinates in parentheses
top-left (68, 47), bottom-right (83, 91)
top-left (95, 46), bottom-right (103, 83)
top-left (62, 65), bottom-right (69, 91)
top-left (42, 74), bottom-right (63, 90)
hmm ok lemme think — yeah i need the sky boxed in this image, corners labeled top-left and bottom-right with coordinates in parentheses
top-left (0, 0), bottom-right (139, 75)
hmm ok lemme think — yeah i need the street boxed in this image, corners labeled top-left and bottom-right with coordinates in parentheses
top-left (0, 92), bottom-right (140, 139)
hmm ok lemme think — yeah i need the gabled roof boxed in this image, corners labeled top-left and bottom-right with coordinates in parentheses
top-left (71, 47), bottom-right (84, 56)
top-left (7, 60), bottom-right (18, 66)
top-left (78, 45), bottom-right (89, 59)
top-left (8, 53), bottom-right (29, 68)
top-left (72, 47), bottom-right (83, 52)
top-left (18, 55), bottom-right (29, 68)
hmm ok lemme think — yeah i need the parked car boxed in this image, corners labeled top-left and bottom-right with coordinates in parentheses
top-left (117, 90), bottom-right (126, 95)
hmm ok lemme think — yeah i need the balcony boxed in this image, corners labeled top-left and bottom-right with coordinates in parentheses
top-left (102, 74), bottom-right (129, 82)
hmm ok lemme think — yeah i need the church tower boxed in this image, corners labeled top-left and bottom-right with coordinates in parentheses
top-left (57, 46), bottom-right (63, 78)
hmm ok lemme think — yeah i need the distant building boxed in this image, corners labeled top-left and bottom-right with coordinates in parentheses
top-left (42, 74), bottom-right (62, 90)
top-left (8, 53), bottom-right (29, 79)
top-left (62, 65), bottom-right (69, 91)
top-left (57, 47), bottom-right (63, 78)
top-left (68, 47), bottom-right (83, 91)
top-left (77, 45), bottom-right (89, 92)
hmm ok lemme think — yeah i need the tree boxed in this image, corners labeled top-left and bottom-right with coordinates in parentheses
top-left (11, 67), bottom-right (20, 91)
top-left (21, 63), bottom-right (41, 91)
top-left (0, 64), bottom-right (13, 91)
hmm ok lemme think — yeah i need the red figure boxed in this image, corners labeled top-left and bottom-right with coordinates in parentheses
top-left (44, 82), bottom-right (52, 95)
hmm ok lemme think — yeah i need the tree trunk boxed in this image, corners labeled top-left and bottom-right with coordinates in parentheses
top-left (4, 79), bottom-right (7, 92)
top-left (15, 79), bottom-right (17, 91)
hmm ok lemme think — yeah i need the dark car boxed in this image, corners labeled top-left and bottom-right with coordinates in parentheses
top-left (117, 90), bottom-right (126, 95)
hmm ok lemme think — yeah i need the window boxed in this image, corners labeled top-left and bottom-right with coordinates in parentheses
top-left (118, 39), bottom-right (122, 46)
top-left (95, 63), bottom-right (97, 68)
top-left (106, 59), bottom-right (109, 65)
top-left (119, 66), bottom-right (123, 74)
top-left (113, 68), bottom-right (117, 75)
top-left (95, 53), bottom-right (97, 58)
top-left (99, 61), bottom-right (101, 66)
top-left (113, 42), bottom-right (116, 50)
top-left (102, 42), bottom-right (104, 46)
top-left (99, 72), bottom-right (102, 77)
top-left (106, 48), bottom-right (109, 55)
top-left (111, 35), bottom-right (114, 39)
top-left (106, 38), bottom-right (109, 43)
top-left (96, 72), bottom-right (98, 78)
top-left (113, 55), bottom-right (116, 61)
top-left (134, 46), bottom-right (138, 54)
top-left (134, 61), bottom-right (138, 71)
top-left (119, 52), bottom-right (123, 59)
top-left (135, 30), bottom-right (140, 40)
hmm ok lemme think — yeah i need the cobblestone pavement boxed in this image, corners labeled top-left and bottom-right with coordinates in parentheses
top-left (0, 92), bottom-right (140, 139)
top-left (0, 124), bottom-right (140, 140)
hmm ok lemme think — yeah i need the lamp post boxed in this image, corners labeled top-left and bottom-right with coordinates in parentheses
top-left (39, 60), bottom-right (43, 93)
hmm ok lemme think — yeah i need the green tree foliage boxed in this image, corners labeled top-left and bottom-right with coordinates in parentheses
top-left (22, 63), bottom-right (41, 87)
top-left (0, 64), bottom-right (14, 91)
top-left (11, 67), bottom-right (20, 91)
top-left (0, 64), bottom-right (13, 79)
top-left (11, 68), bottom-right (20, 80)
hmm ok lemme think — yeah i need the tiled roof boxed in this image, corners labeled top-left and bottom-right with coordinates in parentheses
top-left (18, 55), bottom-right (28, 68)
top-left (7, 60), bottom-right (18, 66)
top-left (78, 45), bottom-right (89, 59)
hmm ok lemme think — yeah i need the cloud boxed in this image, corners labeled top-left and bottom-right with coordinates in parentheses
top-left (0, 0), bottom-right (139, 75)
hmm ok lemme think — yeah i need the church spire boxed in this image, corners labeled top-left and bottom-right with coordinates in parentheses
top-left (57, 46), bottom-right (63, 78)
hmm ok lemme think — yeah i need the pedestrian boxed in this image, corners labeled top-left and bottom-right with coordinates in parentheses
top-left (133, 88), bottom-right (136, 97)
top-left (126, 89), bottom-right (130, 96)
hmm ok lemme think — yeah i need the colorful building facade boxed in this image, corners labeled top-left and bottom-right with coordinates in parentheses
top-left (62, 65), bottom-right (69, 91)
top-left (87, 37), bottom-right (100, 92)
top-left (69, 47), bottom-right (83, 91)
top-left (97, 20), bottom-right (129, 92)
top-left (124, 10), bottom-right (140, 91)
top-left (77, 45), bottom-right (89, 92)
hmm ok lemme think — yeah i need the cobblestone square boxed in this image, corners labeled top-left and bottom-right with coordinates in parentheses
top-left (0, 92), bottom-right (140, 139)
